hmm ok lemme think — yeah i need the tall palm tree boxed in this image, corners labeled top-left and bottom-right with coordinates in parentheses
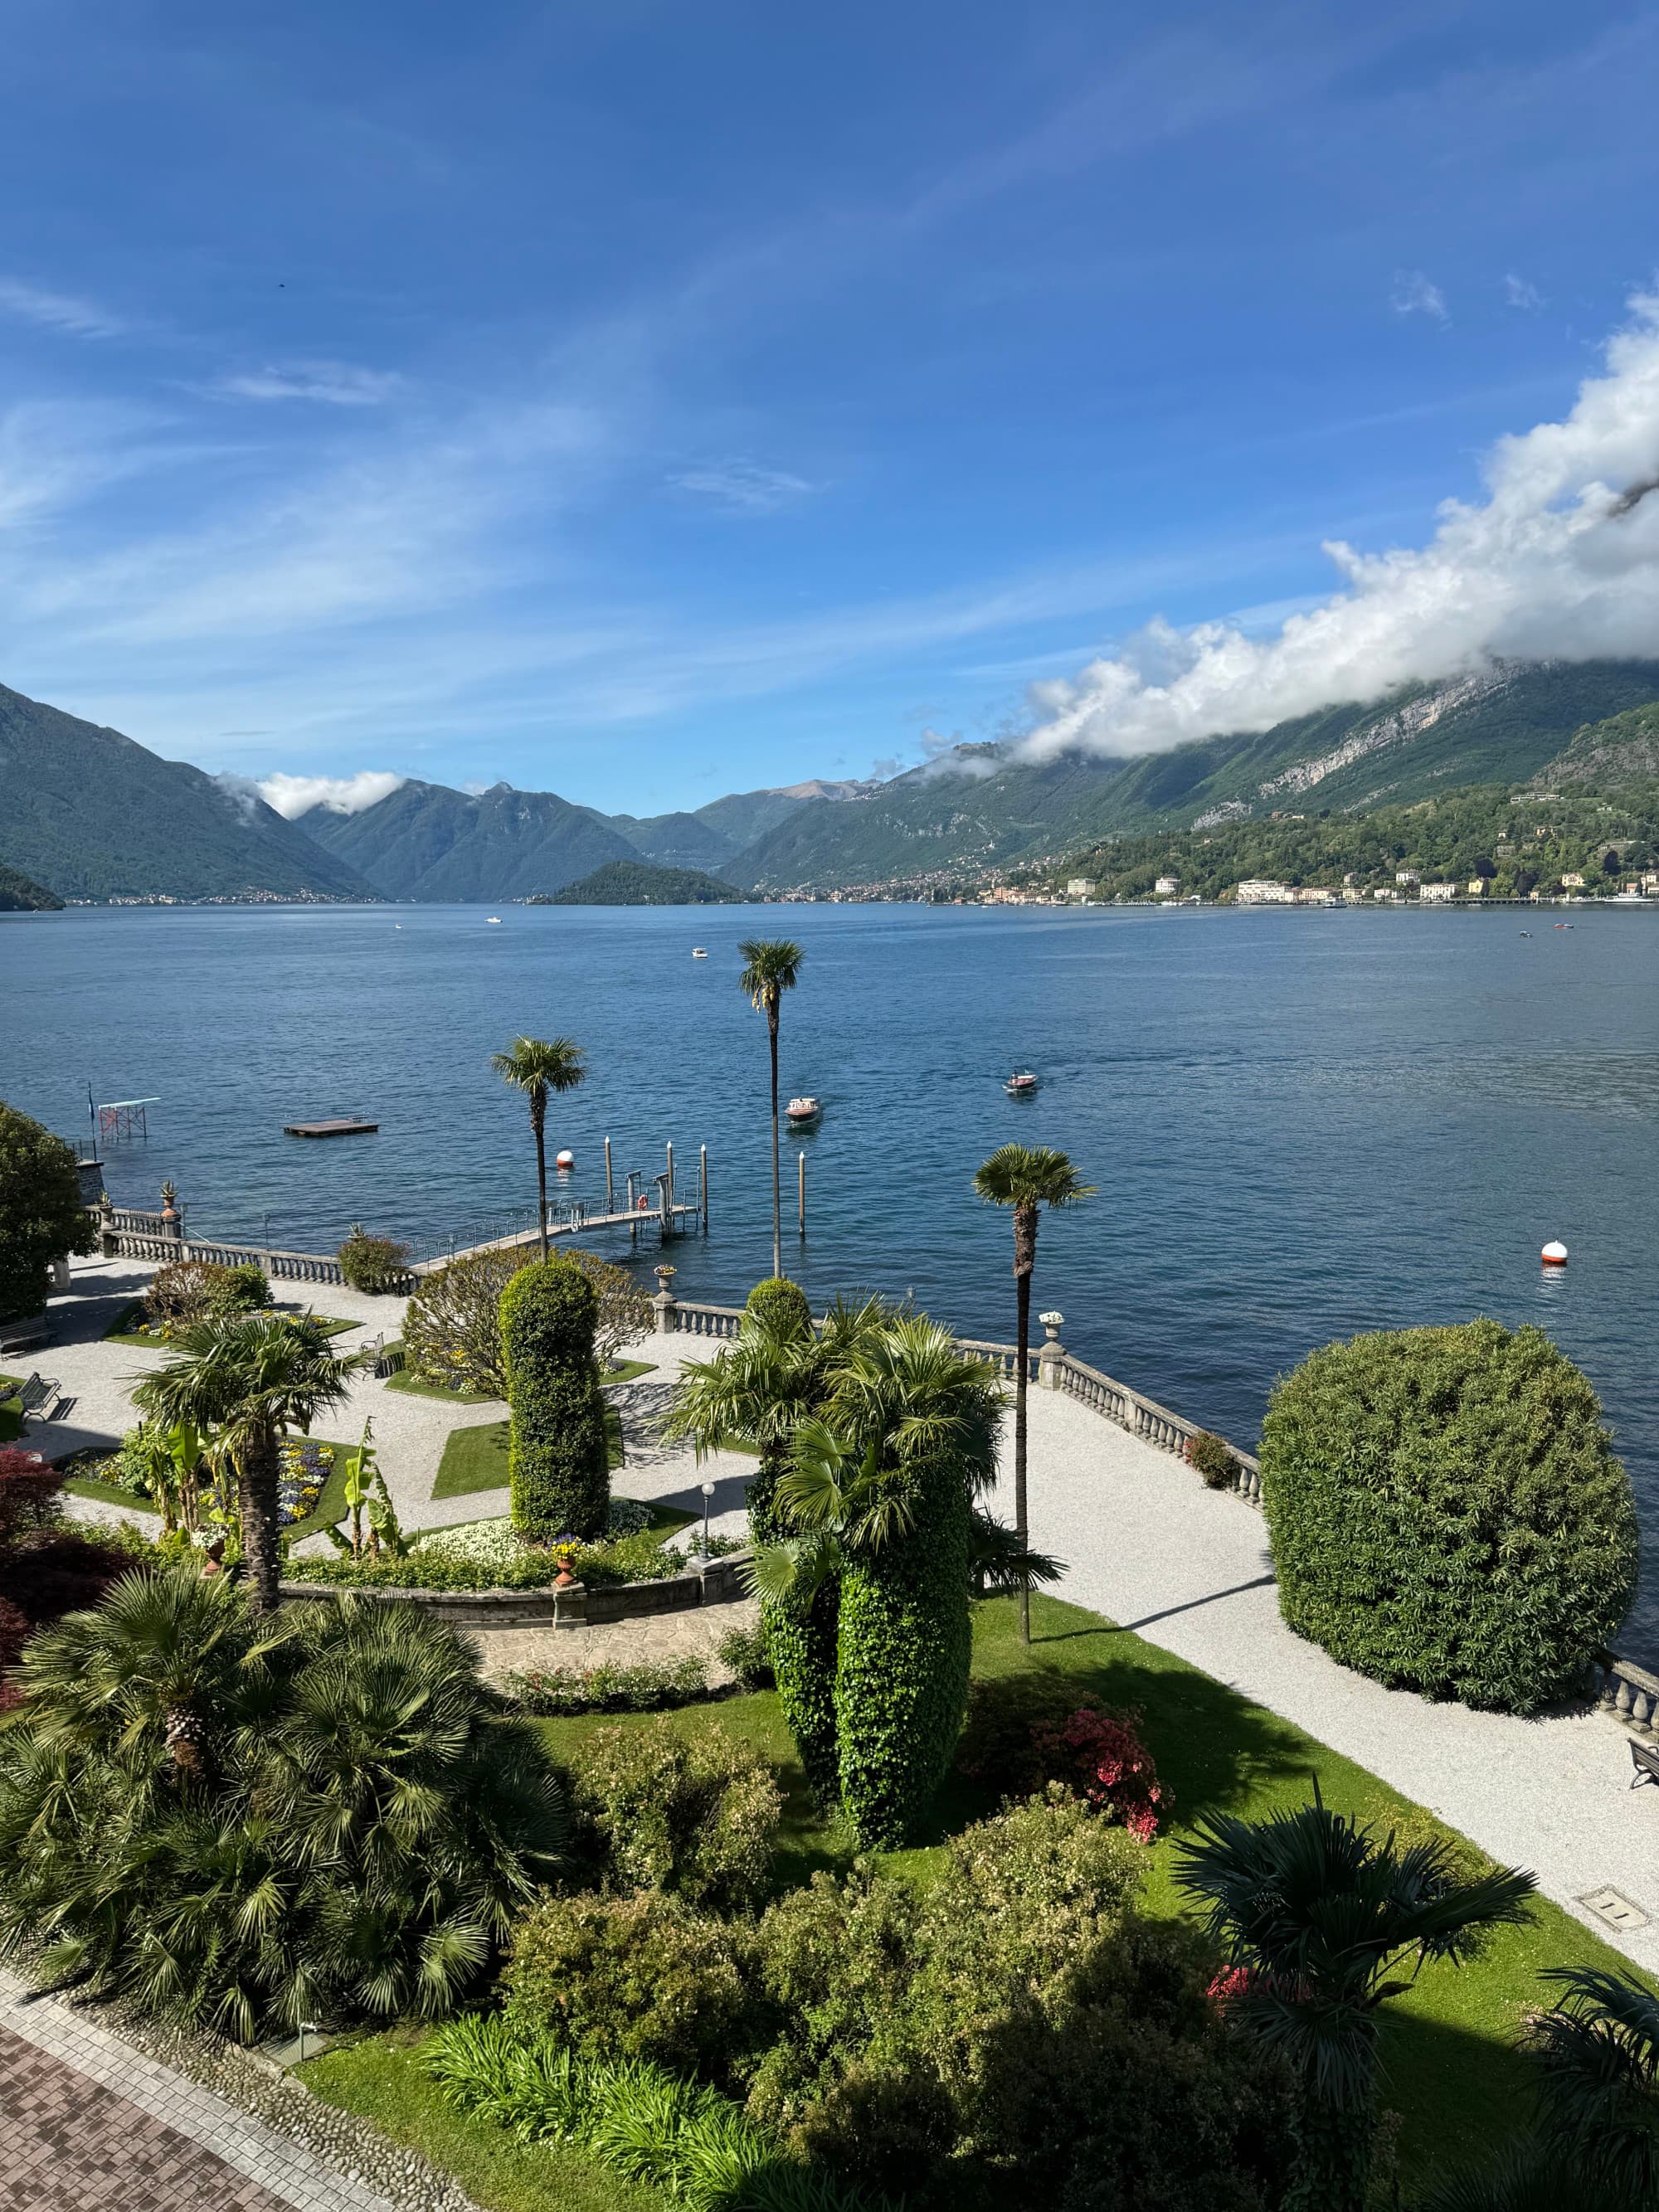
top-left (972, 1143), bottom-right (1094, 1641)
top-left (133, 1314), bottom-right (367, 1612)
top-left (491, 1036), bottom-right (587, 1259)
top-left (1177, 1794), bottom-right (1537, 2212)
top-left (737, 939), bottom-right (804, 1278)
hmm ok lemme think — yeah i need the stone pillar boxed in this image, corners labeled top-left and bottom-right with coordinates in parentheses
top-left (1037, 1310), bottom-right (1066, 1390)
top-left (653, 1264), bottom-right (679, 1334)
top-left (159, 1184), bottom-right (183, 1245)
top-left (97, 1190), bottom-right (118, 1258)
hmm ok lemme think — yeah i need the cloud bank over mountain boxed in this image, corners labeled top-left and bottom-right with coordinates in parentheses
top-left (1023, 296), bottom-right (1659, 762)
top-left (257, 770), bottom-right (406, 819)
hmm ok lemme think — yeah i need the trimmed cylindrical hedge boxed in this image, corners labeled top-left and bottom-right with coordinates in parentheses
top-left (502, 1258), bottom-right (611, 1542)
top-left (742, 1274), bottom-right (840, 1801)
top-left (1260, 1319), bottom-right (1638, 1714)
top-left (835, 1450), bottom-right (974, 1848)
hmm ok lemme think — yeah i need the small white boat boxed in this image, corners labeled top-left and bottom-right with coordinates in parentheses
top-left (786, 1095), bottom-right (820, 1125)
top-left (487, 916), bottom-right (502, 925)
top-left (692, 946), bottom-right (708, 959)
top-left (1005, 1070), bottom-right (1039, 1096)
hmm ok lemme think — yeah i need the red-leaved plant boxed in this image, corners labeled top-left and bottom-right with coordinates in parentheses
top-left (0, 1446), bottom-right (130, 1709)
top-left (1029, 1704), bottom-right (1167, 1841)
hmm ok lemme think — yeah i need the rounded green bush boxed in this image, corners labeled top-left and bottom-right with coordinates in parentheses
top-left (501, 1257), bottom-right (610, 1541)
top-left (1260, 1319), bottom-right (1638, 1713)
top-left (745, 1274), bottom-right (813, 1340)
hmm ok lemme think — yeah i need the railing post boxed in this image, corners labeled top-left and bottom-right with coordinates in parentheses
top-left (1038, 1310), bottom-right (1065, 1390)
top-left (653, 1264), bottom-right (679, 1334)
top-left (97, 1190), bottom-right (118, 1258)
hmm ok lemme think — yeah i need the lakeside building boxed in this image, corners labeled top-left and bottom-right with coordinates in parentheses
top-left (1066, 877), bottom-right (1095, 896)
top-left (1373, 887), bottom-right (1398, 900)
top-left (1561, 872), bottom-right (1586, 888)
top-left (1235, 879), bottom-right (1296, 904)
top-left (1395, 868), bottom-right (1420, 885)
top-left (1154, 874), bottom-right (1180, 896)
top-left (1466, 879), bottom-right (1487, 897)
top-left (1420, 882), bottom-right (1458, 902)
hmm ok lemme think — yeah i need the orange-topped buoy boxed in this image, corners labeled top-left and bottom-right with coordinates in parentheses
top-left (1541, 1240), bottom-right (1568, 1266)
top-left (556, 1150), bottom-right (575, 1172)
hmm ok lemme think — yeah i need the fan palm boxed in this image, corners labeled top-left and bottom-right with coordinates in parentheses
top-left (133, 1312), bottom-right (367, 1612)
top-left (737, 939), bottom-right (804, 1278)
top-left (491, 1035), bottom-right (587, 1259)
top-left (1529, 1966), bottom-right (1659, 2205)
top-left (1176, 1793), bottom-right (1536, 2212)
top-left (972, 1144), bottom-right (1093, 1640)
top-left (0, 1573), bottom-right (567, 2039)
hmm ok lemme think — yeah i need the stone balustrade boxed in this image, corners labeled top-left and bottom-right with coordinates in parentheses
top-left (1592, 1651), bottom-right (1659, 1742)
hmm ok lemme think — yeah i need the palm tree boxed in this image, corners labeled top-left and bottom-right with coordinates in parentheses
top-left (972, 1144), bottom-right (1094, 1641)
top-left (133, 1313), bottom-right (367, 1612)
top-left (491, 1036), bottom-right (587, 1258)
top-left (1176, 1794), bottom-right (1537, 2212)
top-left (737, 939), bottom-right (804, 1277)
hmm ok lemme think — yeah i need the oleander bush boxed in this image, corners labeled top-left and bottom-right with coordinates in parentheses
top-left (404, 1244), bottom-right (651, 1397)
top-left (336, 1223), bottom-right (411, 1294)
top-left (0, 1573), bottom-right (567, 2038)
top-left (561, 1720), bottom-right (783, 1913)
top-left (1261, 1319), bottom-right (1639, 1713)
top-left (503, 1257), bottom-right (611, 1542)
top-left (1187, 1429), bottom-right (1239, 1490)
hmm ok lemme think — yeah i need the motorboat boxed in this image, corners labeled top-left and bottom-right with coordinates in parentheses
top-left (1005, 1070), bottom-right (1039, 1096)
top-left (692, 946), bottom-right (708, 958)
top-left (487, 916), bottom-right (502, 925)
top-left (786, 1095), bottom-right (821, 1125)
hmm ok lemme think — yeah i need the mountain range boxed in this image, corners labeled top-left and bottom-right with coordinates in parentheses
top-left (4, 660), bottom-right (1659, 903)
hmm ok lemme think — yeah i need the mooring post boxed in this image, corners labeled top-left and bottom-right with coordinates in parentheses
top-left (699, 1144), bottom-right (708, 1232)
top-left (798, 1150), bottom-right (806, 1239)
top-left (605, 1135), bottom-right (614, 1213)
top-left (666, 1140), bottom-right (674, 1222)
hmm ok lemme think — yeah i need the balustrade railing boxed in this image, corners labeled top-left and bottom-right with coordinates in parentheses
top-left (1592, 1652), bottom-right (1659, 1741)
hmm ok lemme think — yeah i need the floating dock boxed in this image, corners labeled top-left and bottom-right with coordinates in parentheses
top-left (283, 1118), bottom-right (380, 1139)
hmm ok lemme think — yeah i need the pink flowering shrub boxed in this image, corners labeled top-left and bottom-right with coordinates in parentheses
top-left (1028, 1704), bottom-right (1167, 1840)
top-left (1205, 1963), bottom-right (1259, 2010)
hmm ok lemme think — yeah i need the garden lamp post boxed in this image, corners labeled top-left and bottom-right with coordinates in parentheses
top-left (701, 1477), bottom-right (715, 1558)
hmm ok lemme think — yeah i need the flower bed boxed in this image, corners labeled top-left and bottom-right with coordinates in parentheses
top-left (285, 1499), bottom-right (737, 1594)
top-left (62, 1437), bottom-right (338, 1528)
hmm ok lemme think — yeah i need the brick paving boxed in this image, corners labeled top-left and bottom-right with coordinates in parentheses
top-left (0, 1972), bottom-right (399, 2212)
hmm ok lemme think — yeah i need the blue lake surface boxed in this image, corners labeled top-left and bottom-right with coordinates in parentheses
top-left (5, 898), bottom-right (1657, 1655)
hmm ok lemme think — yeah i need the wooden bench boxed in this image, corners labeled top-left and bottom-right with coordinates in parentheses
top-left (1631, 1738), bottom-right (1659, 1791)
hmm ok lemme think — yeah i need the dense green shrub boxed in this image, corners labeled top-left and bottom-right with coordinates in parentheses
top-left (143, 1257), bottom-right (272, 1332)
top-left (717, 1621), bottom-right (775, 1691)
top-left (746, 1275), bottom-right (813, 1339)
top-left (562, 1720), bottom-right (782, 1912)
top-left (406, 1245), bottom-right (650, 1397)
top-left (1261, 1320), bottom-right (1639, 1713)
top-left (0, 1104), bottom-right (95, 1325)
top-left (336, 1223), bottom-right (411, 1293)
top-left (0, 1574), bottom-right (567, 2036)
top-left (502, 1892), bottom-right (760, 2078)
top-left (1187, 1430), bottom-right (1239, 1490)
top-left (497, 1656), bottom-right (711, 1715)
top-left (502, 1257), bottom-right (611, 1541)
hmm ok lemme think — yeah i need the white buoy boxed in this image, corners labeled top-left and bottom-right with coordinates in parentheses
top-left (1541, 1240), bottom-right (1568, 1266)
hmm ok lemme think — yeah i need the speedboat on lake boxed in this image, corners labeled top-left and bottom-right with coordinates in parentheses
top-left (786, 1096), bottom-right (820, 1125)
top-left (1005, 1070), bottom-right (1039, 1096)
top-left (692, 947), bottom-right (709, 958)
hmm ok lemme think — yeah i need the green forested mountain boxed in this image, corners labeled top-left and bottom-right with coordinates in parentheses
top-left (0, 862), bottom-right (63, 911)
top-left (591, 808), bottom-right (737, 872)
top-left (0, 683), bottom-right (375, 902)
top-left (533, 859), bottom-right (745, 904)
top-left (725, 661), bottom-right (1659, 891)
top-left (1044, 705), bottom-right (1659, 902)
top-left (300, 780), bottom-right (640, 901)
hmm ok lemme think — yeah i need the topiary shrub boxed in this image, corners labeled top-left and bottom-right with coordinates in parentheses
top-left (746, 1274), bottom-right (813, 1339)
top-left (1260, 1320), bottom-right (1639, 1714)
top-left (1188, 1430), bottom-right (1239, 1490)
top-left (561, 1719), bottom-right (782, 1913)
top-left (502, 1257), bottom-right (611, 1541)
top-left (216, 1261), bottom-right (273, 1313)
top-left (336, 1224), bottom-right (411, 1294)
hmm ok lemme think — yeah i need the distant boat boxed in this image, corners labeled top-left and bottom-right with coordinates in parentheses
top-left (1005, 1070), bottom-right (1039, 1096)
top-left (786, 1095), bottom-right (820, 1125)
top-left (692, 947), bottom-right (708, 959)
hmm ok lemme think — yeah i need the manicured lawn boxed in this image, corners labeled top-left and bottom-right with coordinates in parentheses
top-left (532, 1592), bottom-right (1652, 2185)
top-left (385, 1356), bottom-right (651, 1404)
top-left (304, 2029), bottom-right (666, 2212)
top-left (431, 1409), bottom-right (624, 1500)
top-left (602, 1358), bottom-right (654, 1385)
top-left (64, 1446), bottom-right (358, 1544)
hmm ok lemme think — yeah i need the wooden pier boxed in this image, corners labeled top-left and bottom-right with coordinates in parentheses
top-left (283, 1118), bottom-right (380, 1139)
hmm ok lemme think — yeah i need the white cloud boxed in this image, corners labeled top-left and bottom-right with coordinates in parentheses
top-left (668, 459), bottom-right (814, 513)
top-left (1021, 294), bottom-right (1659, 762)
top-left (256, 770), bottom-right (406, 819)
top-left (0, 277), bottom-right (124, 339)
top-left (1505, 273), bottom-right (1544, 311)
top-left (212, 361), bottom-right (405, 406)
top-left (1391, 270), bottom-right (1448, 322)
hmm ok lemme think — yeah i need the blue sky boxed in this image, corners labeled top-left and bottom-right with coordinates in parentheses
top-left (2, 1), bottom-right (1657, 814)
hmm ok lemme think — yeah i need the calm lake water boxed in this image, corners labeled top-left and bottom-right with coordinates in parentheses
top-left (6, 899), bottom-right (1657, 1655)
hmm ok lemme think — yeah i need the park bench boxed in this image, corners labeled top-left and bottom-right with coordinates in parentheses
top-left (1631, 1739), bottom-right (1659, 1791)
top-left (13, 1373), bottom-right (64, 1426)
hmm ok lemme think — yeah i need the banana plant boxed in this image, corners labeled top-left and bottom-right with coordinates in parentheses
top-left (343, 1416), bottom-right (375, 1559)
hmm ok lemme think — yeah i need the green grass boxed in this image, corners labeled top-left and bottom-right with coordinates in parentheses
top-left (431, 1409), bottom-right (625, 1500)
top-left (63, 1446), bottom-right (358, 1544)
top-left (303, 2028), bottom-right (666, 2212)
top-left (0, 1373), bottom-right (21, 1442)
top-left (385, 1355), bottom-right (651, 1404)
top-left (531, 1592), bottom-right (1652, 2184)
